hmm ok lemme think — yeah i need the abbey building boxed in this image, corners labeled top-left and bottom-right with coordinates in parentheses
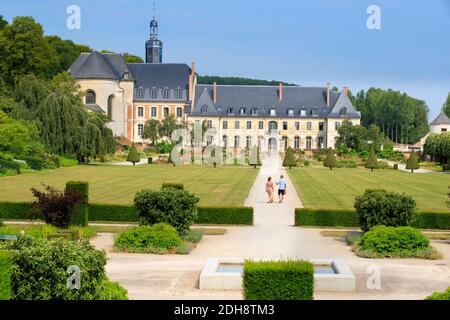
top-left (69, 16), bottom-right (360, 153)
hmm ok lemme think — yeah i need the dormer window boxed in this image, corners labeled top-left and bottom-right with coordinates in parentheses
top-left (163, 88), bottom-right (170, 100)
top-left (151, 88), bottom-right (158, 99)
top-left (123, 72), bottom-right (130, 80)
top-left (137, 88), bottom-right (145, 99)
top-left (311, 108), bottom-right (318, 116)
top-left (227, 108), bottom-right (234, 115)
top-left (340, 107), bottom-right (347, 116)
top-left (251, 108), bottom-right (258, 116)
top-left (201, 104), bottom-right (208, 113)
top-left (300, 109), bottom-right (306, 117)
top-left (288, 108), bottom-right (294, 117)
top-left (270, 108), bottom-right (276, 116)
top-left (175, 88), bottom-right (182, 100)
top-left (240, 108), bottom-right (247, 116)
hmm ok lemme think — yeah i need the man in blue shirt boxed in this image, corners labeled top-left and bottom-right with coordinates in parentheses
top-left (276, 175), bottom-right (287, 203)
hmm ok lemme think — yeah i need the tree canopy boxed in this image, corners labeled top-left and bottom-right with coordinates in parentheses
top-left (323, 148), bottom-right (337, 170)
top-left (424, 133), bottom-right (450, 165)
top-left (197, 76), bottom-right (296, 86)
top-left (443, 92), bottom-right (450, 118)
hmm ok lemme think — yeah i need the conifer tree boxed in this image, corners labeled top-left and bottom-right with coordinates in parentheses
top-left (283, 147), bottom-right (297, 169)
top-left (127, 143), bottom-right (140, 166)
top-left (406, 150), bottom-right (420, 173)
top-left (365, 146), bottom-right (378, 172)
top-left (323, 148), bottom-right (337, 170)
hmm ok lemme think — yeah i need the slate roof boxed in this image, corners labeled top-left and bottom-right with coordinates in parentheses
top-left (69, 51), bottom-right (133, 81)
top-left (191, 85), bottom-right (360, 119)
top-left (86, 104), bottom-right (105, 113)
top-left (430, 111), bottom-right (450, 126)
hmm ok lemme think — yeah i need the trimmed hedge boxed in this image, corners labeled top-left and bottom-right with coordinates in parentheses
top-left (66, 181), bottom-right (89, 227)
top-left (0, 250), bottom-right (12, 300)
top-left (89, 204), bottom-right (138, 222)
top-left (295, 208), bottom-right (450, 230)
top-left (196, 207), bottom-right (253, 225)
top-left (0, 202), bottom-right (34, 220)
top-left (243, 260), bottom-right (314, 300)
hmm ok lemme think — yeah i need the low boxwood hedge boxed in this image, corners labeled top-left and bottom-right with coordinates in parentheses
top-left (0, 250), bottom-right (12, 300)
top-left (295, 208), bottom-right (450, 230)
top-left (243, 260), bottom-right (314, 300)
top-left (0, 202), bottom-right (253, 225)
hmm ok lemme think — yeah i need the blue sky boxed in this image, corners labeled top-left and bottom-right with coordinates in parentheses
top-left (2, 0), bottom-right (450, 120)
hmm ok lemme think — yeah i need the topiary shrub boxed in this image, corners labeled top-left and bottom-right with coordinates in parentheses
top-left (283, 147), bottom-right (297, 169)
top-left (365, 147), bottom-right (378, 172)
top-left (406, 150), bottom-right (420, 173)
top-left (98, 278), bottom-right (128, 300)
top-left (114, 223), bottom-right (182, 254)
top-left (0, 250), bottom-right (12, 300)
top-left (127, 143), bottom-right (140, 166)
top-left (243, 260), bottom-right (314, 300)
top-left (426, 287), bottom-right (450, 300)
top-left (355, 226), bottom-right (437, 259)
top-left (7, 235), bottom-right (106, 300)
top-left (66, 181), bottom-right (89, 227)
top-left (29, 184), bottom-right (85, 229)
top-left (134, 187), bottom-right (199, 233)
top-left (323, 148), bottom-right (337, 170)
top-left (161, 183), bottom-right (184, 190)
top-left (354, 189), bottom-right (417, 232)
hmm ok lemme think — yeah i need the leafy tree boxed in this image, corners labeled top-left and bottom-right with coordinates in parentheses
top-left (159, 114), bottom-right (177, 139)
top-left (249, 146), bottom-right (262, 169)
top-left (365, 146), bottom-right (378, 172)
top-left (143, 119), bottom-right (160, 145)
top-left (323, 148), bottom-right (337, 170)
top-left (0, 16), bottom-right (57, 86)
top-left (443, 92), bottom-right (450, 118)
top-left (406, 150), bottom-right (420, 173)
top-left (0, 15), bottom-right (8, 30)
top-left (424, 133), bottom-right (450, 165)
top-left (127, 143), bottom-right (140, 166)
top-left (336, 120), bottom-right (368, 153)
top-left (283, 147), bottom-right (297, 169)
top-left (123, 53), bottom-right (144, 63)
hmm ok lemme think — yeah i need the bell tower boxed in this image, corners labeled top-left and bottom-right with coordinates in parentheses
top-left (145, 2), bottom-right (163, 63)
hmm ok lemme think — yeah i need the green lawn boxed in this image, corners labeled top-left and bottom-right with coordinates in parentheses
top-left (0, 165), bottom-right (258, 206)
top-left (289, 167), bottom-right (449, 212)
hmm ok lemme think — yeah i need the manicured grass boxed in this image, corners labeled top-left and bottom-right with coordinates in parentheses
top-left (289, 167), bottom-right (449, 212)
top-left (0, 165), bottom-right (258, 207)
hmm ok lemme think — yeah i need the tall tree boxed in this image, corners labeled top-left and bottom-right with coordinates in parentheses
top-left (283, 147), bottom-right (297, 169)
top-left (123, 53), bottom-right (144, 63)
top-left (143, 119), bottom-right (160, 145)
top-left (159, 114), bottom-right (178, 139)
top-left (0, 15), bottom-right (8, 30)
top-left (127, 143), bottom-right (140, 166)
top-left (323, 148), bottom-right (337, 170)
top-left (365, 147), bottom-right (378, 172)
top-left (443, 92), bottom-right (450, 118)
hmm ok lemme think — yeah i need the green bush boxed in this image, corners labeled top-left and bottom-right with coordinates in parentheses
top-left (156, 141), bottom-right (173, 154)
top-left (323, 148), bottom-right (337, 170)
top-left (114, 223), bottom-right (182, 254)
top-left (335, 160), bottom-right (358, 168)
top-left (0, 159), bottom-right (20, 174)
top-left (182, 228), bottom-right (204, 243)
top-left (8, 235), bottom-right (106, 300)
top-left (243, 260), bottom-right (314, 300)
top-left (303, 160), bottom-right (310, 167)
top-left (295, 208), bottom-right (449, 230)
top-left (127, 143), bottom-right (140, 165)
top-left (354, 189), bottom-right (417, 232)
top-left (22, 156), bottom-right (44, 170)
top-left (135, 187), bottom-right (199, 233)
top-left (365, 147), bottom-right (378, 171)
top-left (356, 226), bottom-right (436, 259)
top-left (196, 207), bottom-right (253, 225)
top-left (426, 287), bottom-right (450, 300)
top-left (0, 250), bottom-right (12, 300)
top-left (161, 183), bottom-right (185, 190)
top-left (66, 181), bottom-right (89, 227)
top-left (98, 278), bottom-right (128, 300)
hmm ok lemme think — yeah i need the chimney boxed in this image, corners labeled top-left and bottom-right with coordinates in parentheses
top-left (343, 86), bottom-right (349, 96)
top-left (189, 62), bottom-right (195, 101)
top-left (279, 82), bottom-right (283, 101)
top-left (213, 81), bottom-right (217, 104)
top-left (326, 82), bottom-right (330, 107)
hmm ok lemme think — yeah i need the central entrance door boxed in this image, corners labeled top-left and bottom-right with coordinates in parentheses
top-left (268, 137), bottom-right (278, 155)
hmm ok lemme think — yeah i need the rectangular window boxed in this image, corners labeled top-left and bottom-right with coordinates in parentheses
top-left (259, 121), bottom-right (264, 130)
top-left (300, 109), bottom-right (306, 117)
top-left (247, 121), bottom-right (252, 129)
top-left (223, 121), bottom-right (228, 130)
top-left (318, 137), bottom-right (324, 149)
top-left (283, 122), bottom-right (288, 130)
top-left (151, 107), bottom-right (157, 118)
top-left (335, 122), bottom-right (341, 131)
top-left (235, 121), bottom-right (240, 129)
top-left (138, 107), bottom-right (144, 118)
top-left (294, 137), bottom-right (300, 150)
top-left (288, 109), bottom-right (294, 117)
top-left (234, 136), bottom-right (240, 148)
top-left (246, 136), bottom-right (252, 148)
top-left (206, 136), bottom-right (213, 146)
top-left (270, 109), bottom-right (276, 116)
top-left (307, 122), bottom-right (312, 130)
top-left (319, 122), bottom-right (324, 131)
top-left (164, 108), bottom-right (169, 118)
top-left (207, 120), bottom-right (213, 129)
top-left (138, 124), bottom-right (144, 137)
top-left (295, 122), bottom-right (300, 130)
top-left (176, 107), bottom-right (183, 118)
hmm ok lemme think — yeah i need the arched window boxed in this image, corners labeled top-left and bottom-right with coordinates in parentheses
top-left (175, 88), bottom-right (182, 100)
top-left (311, 108), bottom-right (318, 116)
top-left (137, 88), bottom-right (145, 99)
top-left (294, 136), bottom-right (300, 150)
top-left (163, 88), bottom-right (170, 100)
top-left (251, 108), bottom-right (258, 116)
top-left (107, 95), bottom-right (114, 120)
top-left (201, 105), bottom-right (208, 113)
top-left (306, 137), bottom-right (312, 149)
top-left (340, 107), bottom-right (347, 116)
top-left (138, 107), bottom-right (144, 118)
top-left (86, 90), bottom-right (96, 105)
top-left (151, 88), bottom-right (158, 99)
top-left (240, 108), bottom-right (247, 116)
top-left (269, 121), bottom-right (278, 131)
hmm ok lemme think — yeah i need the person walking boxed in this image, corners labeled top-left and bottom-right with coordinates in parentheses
top-left (276, 175), bottom-right (287, 203)
top-left (265, 177), bottom-right (274, 203)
